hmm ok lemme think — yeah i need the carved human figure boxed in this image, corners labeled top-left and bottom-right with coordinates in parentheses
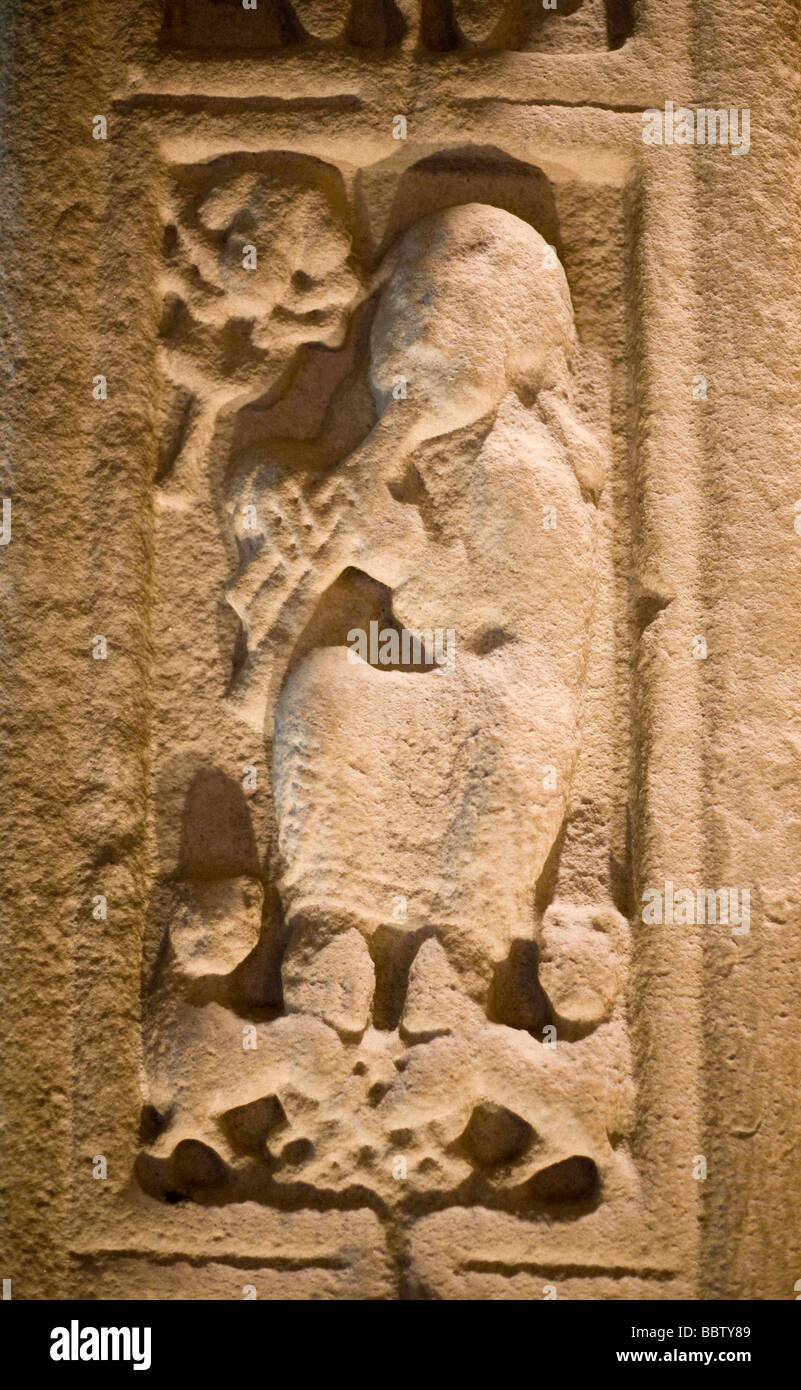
top-left (227, 203), bottom-right (606, 1027)
top-left (139, 204), bottom-right (633, 1208)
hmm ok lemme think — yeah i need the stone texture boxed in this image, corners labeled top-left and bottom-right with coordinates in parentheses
top-left (1, 0), bottom-right (800, 1304)
top-left (167, 876), bottom-right (263, 977)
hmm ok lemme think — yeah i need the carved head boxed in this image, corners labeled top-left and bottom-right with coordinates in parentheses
top-left (538, 905), bottom-right (628, 1041)
top-left (369, 203), bottom-right (576, 436)
top-left (191, 166), bottom-right (359, 351)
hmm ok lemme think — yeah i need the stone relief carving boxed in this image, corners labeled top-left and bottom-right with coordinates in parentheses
top-left (3, 0), bottom-right (796, 1315)
top-left (162, 0), bottom-right (634, 52)
top-left (155, 154), bottom-right (359, 492)
top-left (139, 170), bottom-right (635, 1221)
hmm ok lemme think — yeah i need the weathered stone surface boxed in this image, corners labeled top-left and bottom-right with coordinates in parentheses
top-left (168, 876), bottom-right (263, 977)
top-left (1, 0), bottom-right (800, 1306)
top-left (282, 924), bottom-right (376, 1039)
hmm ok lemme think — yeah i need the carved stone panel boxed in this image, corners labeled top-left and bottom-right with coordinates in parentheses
top-left (2, 0), bottom-right (801, 1307)
top-left (128, 115), bottom-right (671, 1293)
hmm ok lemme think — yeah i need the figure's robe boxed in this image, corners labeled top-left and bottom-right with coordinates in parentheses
top-left (273, 391), bottom-right (597, 1005)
